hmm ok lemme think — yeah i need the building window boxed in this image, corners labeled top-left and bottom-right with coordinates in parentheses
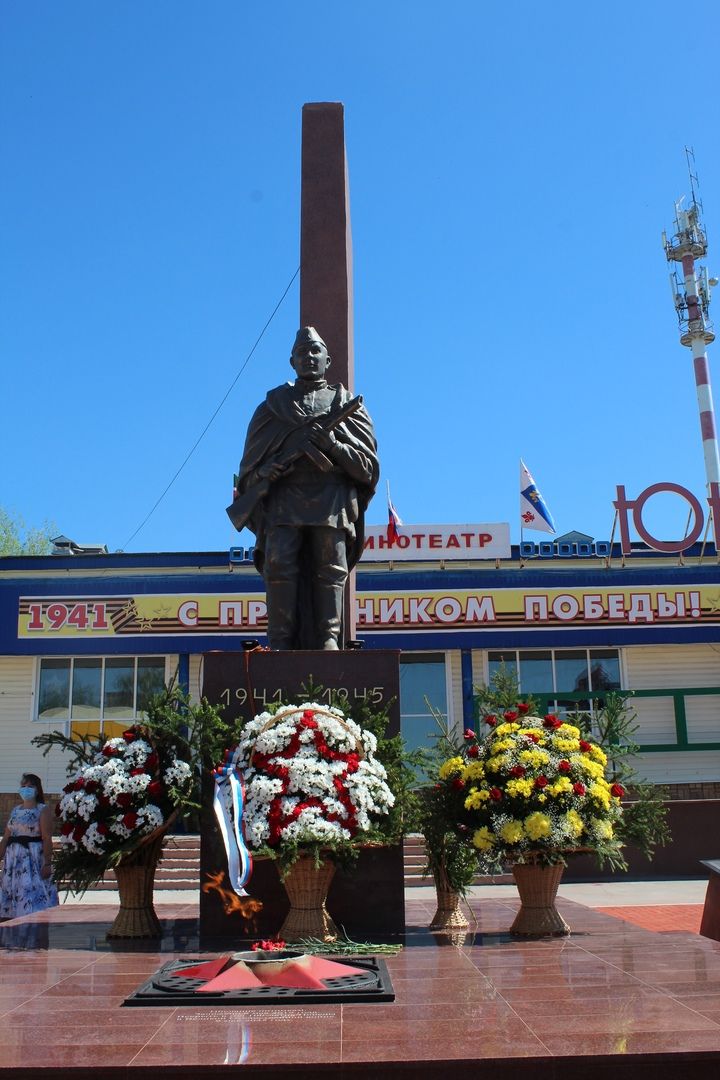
top-left (400, 653), bottom-right (448, 753)
top-left (36, 657), bottom-right (167, 730)
top-left (486, 649), bottom-right (621, 714)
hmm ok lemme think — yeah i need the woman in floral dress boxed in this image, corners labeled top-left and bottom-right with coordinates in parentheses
top-left (0, 773), bottom-right (59, 919)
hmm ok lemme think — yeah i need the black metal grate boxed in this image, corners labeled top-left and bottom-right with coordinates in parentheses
top-left (123, 956), bottom-right (394, 1006)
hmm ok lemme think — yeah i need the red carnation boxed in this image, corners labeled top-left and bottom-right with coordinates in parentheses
top-left (72, 824), bottom-right (86, 842)
top-left (302, 709), bottom-right (315, 720)
top-left (463, 728), bottom-right (476, 741)
top-left (504, 710), bottom-right (519, 722)
top-left (535, 776), bottom-right (548, 789)
top-left (97, 823), bottom-right (109, 836)
top-left (85, 780), bottom-right (99, 794)
top-left (60, 822), bottom-right (73, 836)
top-left (99, 795), bottom-right (111, 808)
top-left (558, 760), bottom-right (572, 773)
top-left (484, 715), bottom-right (497, 727)
top-left (130, 767), bottom-right (145, 777)
top-left (122, 728), bottom-right (137, 742)
top-left (145, 752), bottom-right (159, 770)
top-left (490, 787), bottom-right (503, 801)
top-left (527, 733), bottom-right (540, 744)
top-left (116, 793), bottom-right (133, 809)
top-left (610, 783), bottom-right (625, 798)
top-left (509, 765), bottom-right (526, 778)
top-left (517, 702), bottom-right (530, 714)
top-left (579, 739), bottom-right (592, 752)
top-left (467, 745), bottom-right (479, 758)
top-left (544, 714), bottom-right (563, 729)
top-left (302, 715), bottom-right (318, 729)
top-left (122, 812), bottom-right (139, 830)
top-left (148, 780), bottom-right (164, 799)
top-left (73, 779), bottom-right (85, 791)
top-left (102, 745), bottom-right (117, 758)
top-left (452, 778), bottom-right (465, 790)
top-left (573, 782), bottom-right (586, 796)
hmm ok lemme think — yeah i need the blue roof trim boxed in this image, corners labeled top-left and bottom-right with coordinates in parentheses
top-left (0, 551), bottom-right (233, 572)
top-left (1, 541), bottom-right (716, 575)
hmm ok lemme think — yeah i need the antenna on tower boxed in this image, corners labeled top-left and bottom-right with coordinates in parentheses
top-left (685, 145), bottom-right (702, 214)
top-left (663, 152), bottom-right (720, 491)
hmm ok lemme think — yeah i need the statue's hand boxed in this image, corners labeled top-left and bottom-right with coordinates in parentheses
top-left (256, 459), bottom-right (288, 482)
top-left (308, 423), bottom-right (337, 452)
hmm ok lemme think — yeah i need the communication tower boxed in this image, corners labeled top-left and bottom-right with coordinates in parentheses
top-left (663, 148), bottom-right (720, 487)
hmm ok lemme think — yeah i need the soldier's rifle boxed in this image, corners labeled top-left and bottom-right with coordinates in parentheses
top-left (226, 395), bottom-right (363, 532)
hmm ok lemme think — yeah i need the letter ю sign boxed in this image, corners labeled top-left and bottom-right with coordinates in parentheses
top-left (614, 482), bottom-right (720, 554)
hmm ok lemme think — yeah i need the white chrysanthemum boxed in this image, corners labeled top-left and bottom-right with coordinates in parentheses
top-left (122, 740), bottom-right (153, 766)
top-left (163, 761), bottom-right (192, 785)
top-left (82, 823), bottom-right (108, 854)
top-left (75, 793), bottom-right (99, 821)
top-left (137, 804), bottom-right (164, 832)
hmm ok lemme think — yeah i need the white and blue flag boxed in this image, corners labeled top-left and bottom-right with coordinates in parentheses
top-left (520, 460), bottom-right (556, 534)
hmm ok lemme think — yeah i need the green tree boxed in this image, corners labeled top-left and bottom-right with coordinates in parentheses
top-left (0, 508), bottom-right (56, 555)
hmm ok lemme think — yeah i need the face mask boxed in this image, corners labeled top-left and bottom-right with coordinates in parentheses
top-left (19, 786), bottom-right (36, 800)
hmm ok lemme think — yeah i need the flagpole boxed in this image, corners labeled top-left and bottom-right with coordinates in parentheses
top-left (519, 459), bottom-right (524, 562)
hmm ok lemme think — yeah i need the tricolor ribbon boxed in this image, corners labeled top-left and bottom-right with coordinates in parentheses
top-left (212, 747), bottom-right (253, 896)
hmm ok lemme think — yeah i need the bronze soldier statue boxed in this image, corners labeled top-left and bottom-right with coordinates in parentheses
top-left (228, 327), bottom-right (378, 650)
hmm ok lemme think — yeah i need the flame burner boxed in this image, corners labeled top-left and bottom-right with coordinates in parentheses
top-left (123, 952), bottom-right (394, 1006)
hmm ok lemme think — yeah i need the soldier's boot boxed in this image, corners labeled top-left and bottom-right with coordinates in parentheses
top-left (265, 578), bottom-right (298, 650)
top-left (313, 582), bottom-right (344, 650)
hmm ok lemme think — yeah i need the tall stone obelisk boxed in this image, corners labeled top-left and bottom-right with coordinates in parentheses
top-left (299, 102), bottom-right (357, 640)
top-left (202, 106), bottom-right (405, 942)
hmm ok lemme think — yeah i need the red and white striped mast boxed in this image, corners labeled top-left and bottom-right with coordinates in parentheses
top-left (663, 149), bottom-right (720, 488)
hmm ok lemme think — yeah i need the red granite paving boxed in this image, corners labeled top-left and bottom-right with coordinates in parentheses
top-left (0, 896), bottom-right (719, 1078)
top-left (597, 904), bottom-right (704, 933)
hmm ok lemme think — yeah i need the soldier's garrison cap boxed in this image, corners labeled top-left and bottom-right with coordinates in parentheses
top-left (292, 326), bottom-right (327, 350)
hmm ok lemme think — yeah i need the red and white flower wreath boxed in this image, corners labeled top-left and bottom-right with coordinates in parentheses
top-left (233, 703), bottom-right (395, 851)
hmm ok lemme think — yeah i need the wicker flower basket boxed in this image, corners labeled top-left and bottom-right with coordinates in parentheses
top-left (278, 854), bottom-right (338, 943)
top-left (429, 865), bottom-right (469, 930)
top-left (430, 886), bottom-right (469, 930)
top-left (107, 812), bottom-right (177, 939)
top-left (510, 861), bottom-right (570, 937)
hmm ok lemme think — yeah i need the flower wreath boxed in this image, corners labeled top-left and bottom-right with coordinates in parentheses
top-left (230, 702), bottom-right (395, 853)
top-left (440, 705), bottom-right (625, 869)
top-left (55, 726), bottom-right (193, 857)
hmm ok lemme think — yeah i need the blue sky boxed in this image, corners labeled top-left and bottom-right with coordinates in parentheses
top-left (2, 1), bottom-right (720, 553)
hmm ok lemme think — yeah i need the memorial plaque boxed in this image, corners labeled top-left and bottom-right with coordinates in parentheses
top-left (201, 648), bottom-right (400, 733)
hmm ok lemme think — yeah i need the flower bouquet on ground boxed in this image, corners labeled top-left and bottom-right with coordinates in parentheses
top-left (414, 708), bottom-right (482, 931)
top-left (440, 703), bottom-right (626, 935)
top-left (224, 700), bottom-right (397, 941)
top-left (33, 685), bottom-right (231, 936)
top-left (51, 727), bottom-right (194, 892)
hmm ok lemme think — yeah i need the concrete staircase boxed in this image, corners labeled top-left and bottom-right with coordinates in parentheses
top-left (82, 834), bottom-right (202, 891)
top-left (57, 833), bottom-right (510, 891)
top-left (403, 833), bottom-right (434, 886)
